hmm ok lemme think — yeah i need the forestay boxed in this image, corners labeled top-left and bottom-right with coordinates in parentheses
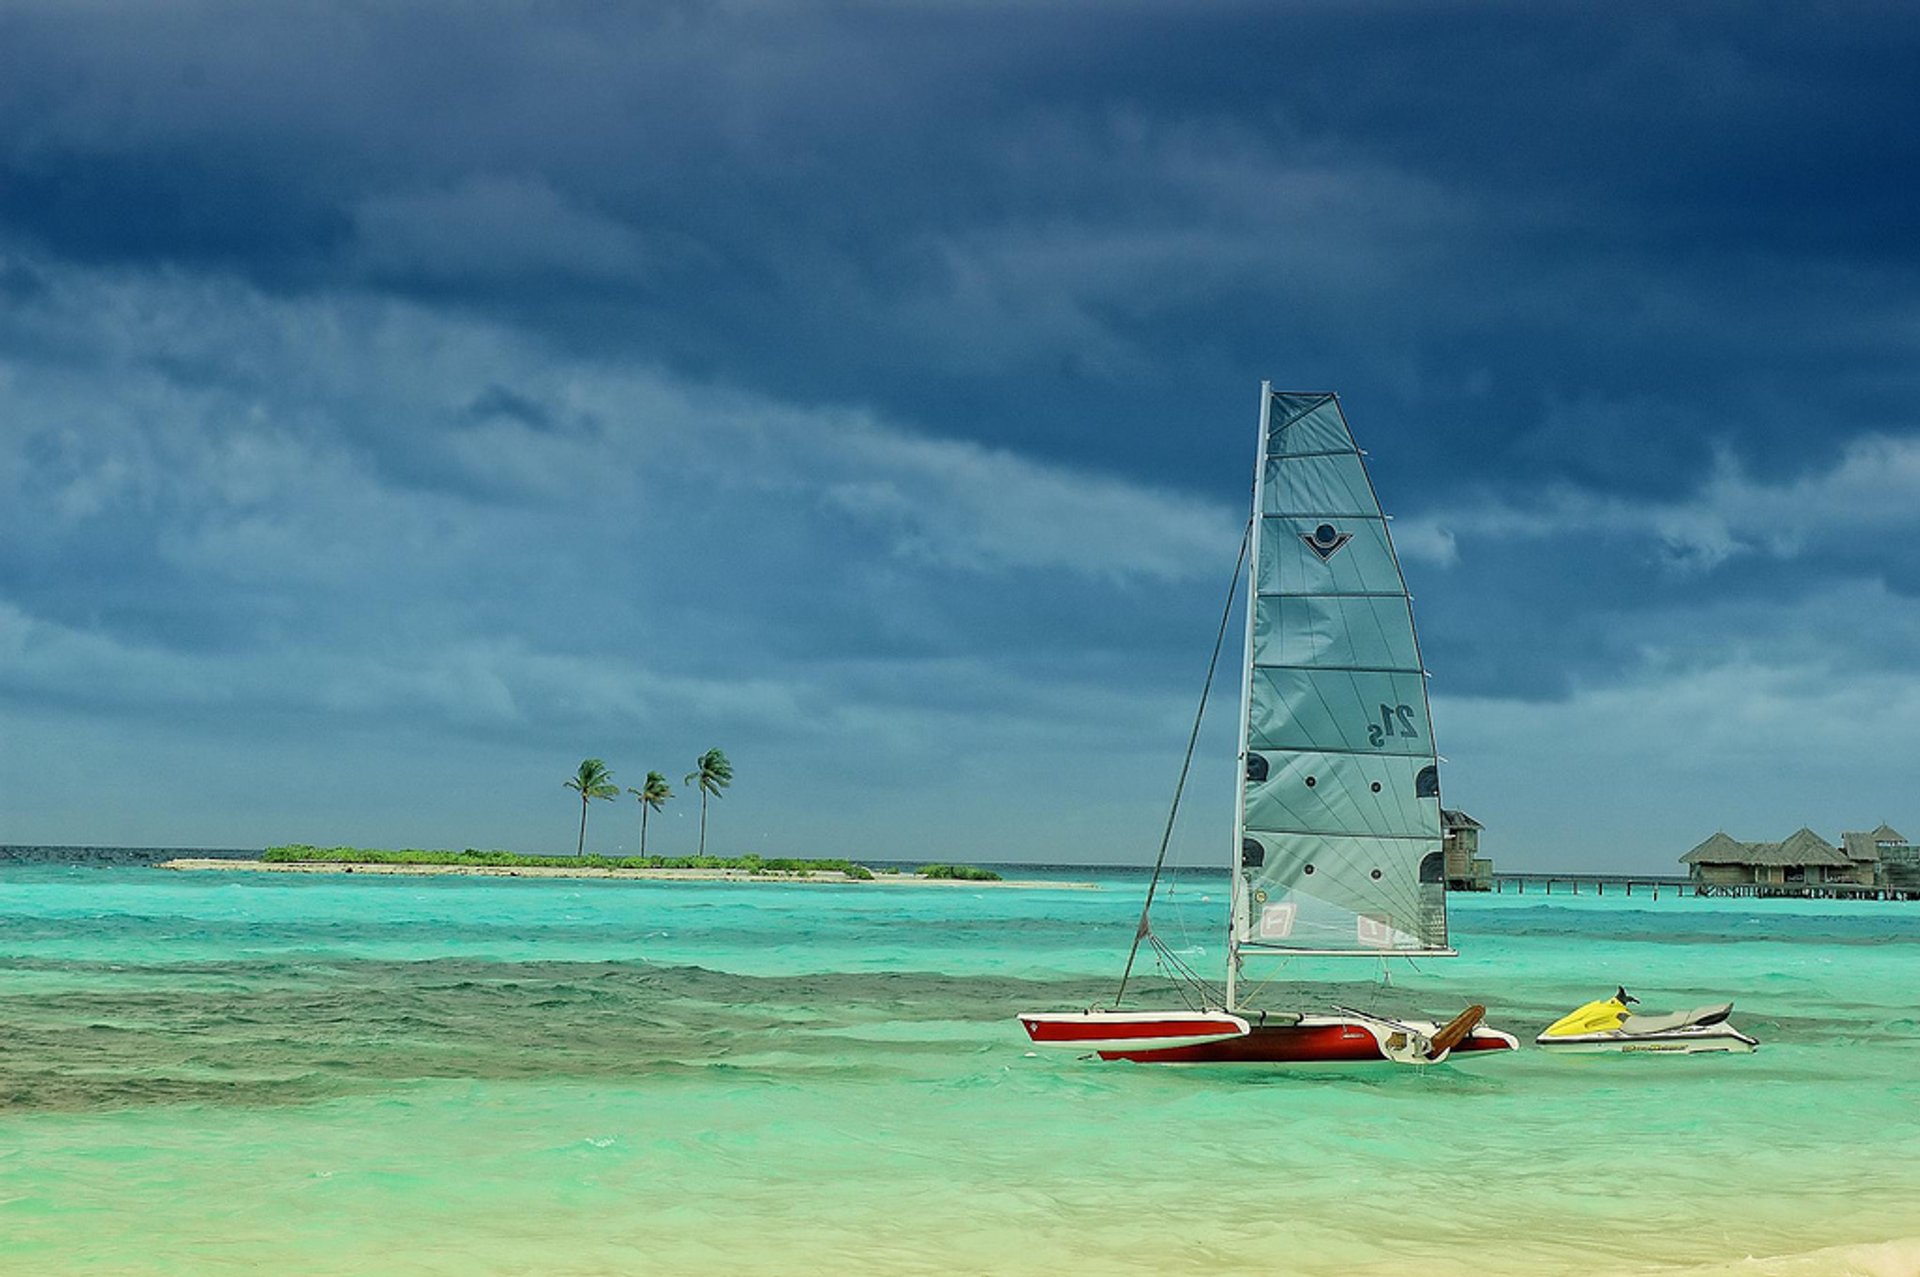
top-left (1235, 391), bottom-right (1449, 956)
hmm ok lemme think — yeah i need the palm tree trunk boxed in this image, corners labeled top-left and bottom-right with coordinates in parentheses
top-left (577, 797), bottom-right (588, 856)
top-left (698, 789), bottom-right (709, 856)
top-left (640, 805), bottom-right (650, 857)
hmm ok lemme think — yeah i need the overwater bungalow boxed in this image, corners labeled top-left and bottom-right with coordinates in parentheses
top-left (1839, 824), bottom-right (1915, 888)
top-left (1441, 808), bottom-right (1493, 891)
top-left (1683, 824), bottom-right (1914, 888)
top-left (1847, 825), bottom-right (1919, 890)
top-left (1681, 827), bottom-right (1854, 886)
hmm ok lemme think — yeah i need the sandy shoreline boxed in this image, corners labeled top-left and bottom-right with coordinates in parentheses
top-left (157, 858), bottom-right (1097, 889)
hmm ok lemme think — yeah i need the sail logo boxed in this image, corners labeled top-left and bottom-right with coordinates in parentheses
top-left (1301, 523), bottom-right (1352, 561)
top-left (1258, 902), bottom-right (1297, 940)
top-left (1358, 916), bottom-right (1419, 949)
top-left (1357, 917), bottom-right (1395, 947)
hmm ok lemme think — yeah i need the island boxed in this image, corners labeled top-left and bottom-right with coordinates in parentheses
top-left (157, 846), bottom-right (1095, 889)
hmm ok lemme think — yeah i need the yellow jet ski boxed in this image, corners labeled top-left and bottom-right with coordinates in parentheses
top-left (1536, 988), bottom-right (1757, 1053)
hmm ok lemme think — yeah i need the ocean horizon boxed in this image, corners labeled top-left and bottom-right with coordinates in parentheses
top-left (3, 850), bottom-right (1918, 1276)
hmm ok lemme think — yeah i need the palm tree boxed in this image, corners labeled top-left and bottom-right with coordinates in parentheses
top-left (626, 770), bottom-right (674, 857)
top-left (684, 748), bottom-right (733, 856)
top-left (563, 758), bottom-right (619, 855)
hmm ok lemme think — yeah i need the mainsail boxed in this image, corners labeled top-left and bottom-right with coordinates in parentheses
top-left (1233, 388), bottom-right (1450, 958)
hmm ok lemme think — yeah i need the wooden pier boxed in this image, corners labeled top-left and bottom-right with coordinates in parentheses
top-left (1488, 873), bottom-right (1920, 902)
top-left (1491, 872), bottom-right (1696, 899)
top-left (1691, 881), bottom-right (1920, 902)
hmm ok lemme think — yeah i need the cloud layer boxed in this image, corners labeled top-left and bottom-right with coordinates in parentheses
top-left (2, 3), bottom-right (1918, 867)
top-left (0, 256), bottom-right (1234, 856)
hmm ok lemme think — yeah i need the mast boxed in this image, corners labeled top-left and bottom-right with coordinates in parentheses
top-left (1226, 381), bottom-right (1272, 1011)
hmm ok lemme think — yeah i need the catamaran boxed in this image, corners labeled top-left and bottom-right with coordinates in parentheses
top-left (1020, 385), bottom-right (1518, 1066)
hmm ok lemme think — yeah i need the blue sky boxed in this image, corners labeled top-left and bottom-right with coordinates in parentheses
top-left (2, 3), bottom-right (1917, 870)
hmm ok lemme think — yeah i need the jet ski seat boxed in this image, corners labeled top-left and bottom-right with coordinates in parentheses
top-left (1623, 1003), bottom-right (1733, 1035)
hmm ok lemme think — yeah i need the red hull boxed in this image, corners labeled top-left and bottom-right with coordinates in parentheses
top-left (1097, 1021), bottom-right (1515, 1064)
top-left (1019, 1012), bottom-right (1249, 1052)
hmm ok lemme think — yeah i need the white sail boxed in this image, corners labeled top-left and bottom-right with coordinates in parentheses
top-left (1235, 390), bottom-right (1449, 956)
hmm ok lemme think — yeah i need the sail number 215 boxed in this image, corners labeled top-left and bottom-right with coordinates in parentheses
top-left (1367, 703), bottom-right (1418, 747)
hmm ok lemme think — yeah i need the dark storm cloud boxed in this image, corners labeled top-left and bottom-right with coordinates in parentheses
top-left (6, 2), bottom-right (1914, 489)
top-left (2, 1), bottom-right (1918, 859)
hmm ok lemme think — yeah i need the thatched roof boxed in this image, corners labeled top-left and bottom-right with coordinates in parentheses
top-left (1440, 808), bottom-right (1483, 832)
top-left (1681, 831), bottom-right (1748, 865)
top-left (1841, 833), bottom-right (1880, 862)
top-left (1844, 824), bottom-right (1913, 862)
top-left (1778, 827), bottom-right (1850, 865)
top-left (1682, 827), bottom-right (1851, 868)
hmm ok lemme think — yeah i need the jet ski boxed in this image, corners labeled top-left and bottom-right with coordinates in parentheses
top-left (1536, 988), bottom-right (1758, 1053)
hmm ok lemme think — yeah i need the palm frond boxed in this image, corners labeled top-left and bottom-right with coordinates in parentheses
top-left (691, 747), bottom-right (733, 792)
top-left (631, 770), bottom-right (674, 811)
top-left (569, 758), bottom-right (615, 796)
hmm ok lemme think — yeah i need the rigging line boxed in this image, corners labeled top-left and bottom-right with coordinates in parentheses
top-left (1235, 953), bottom-right (1292, 1009)
top-left (1151, 959), bottom-right (1200, 1012)
top-left (1145, 935), bottom-right (1211, 1011)
top-left (1115, 514), bottom-right (1255, 1007)
top-left (1151, 932), bottom-right (1207, 985)
top-left (1158, 792), bottom-right (1209, 968)
top-left (1165, 874), bottom-right (1216, 978)
top-left (1148, 934), bottom-right (1220, 1009)
top-left (1239, 960), bottom-right (1277, 1003)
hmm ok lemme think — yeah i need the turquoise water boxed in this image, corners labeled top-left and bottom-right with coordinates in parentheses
top-left (3, 860), bottom-right (1919, 1276)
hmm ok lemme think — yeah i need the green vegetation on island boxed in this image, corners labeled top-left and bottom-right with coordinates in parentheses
top-left (262, 846), bottom-right (876, 879)
top-left (916, 863), bottom-right (1003, 881)
top-left (262, 748), bottom-right (995, 887)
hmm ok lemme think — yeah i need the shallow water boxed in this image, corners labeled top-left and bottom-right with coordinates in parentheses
top-left (2, 859), bottom-right (1918, 1276)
